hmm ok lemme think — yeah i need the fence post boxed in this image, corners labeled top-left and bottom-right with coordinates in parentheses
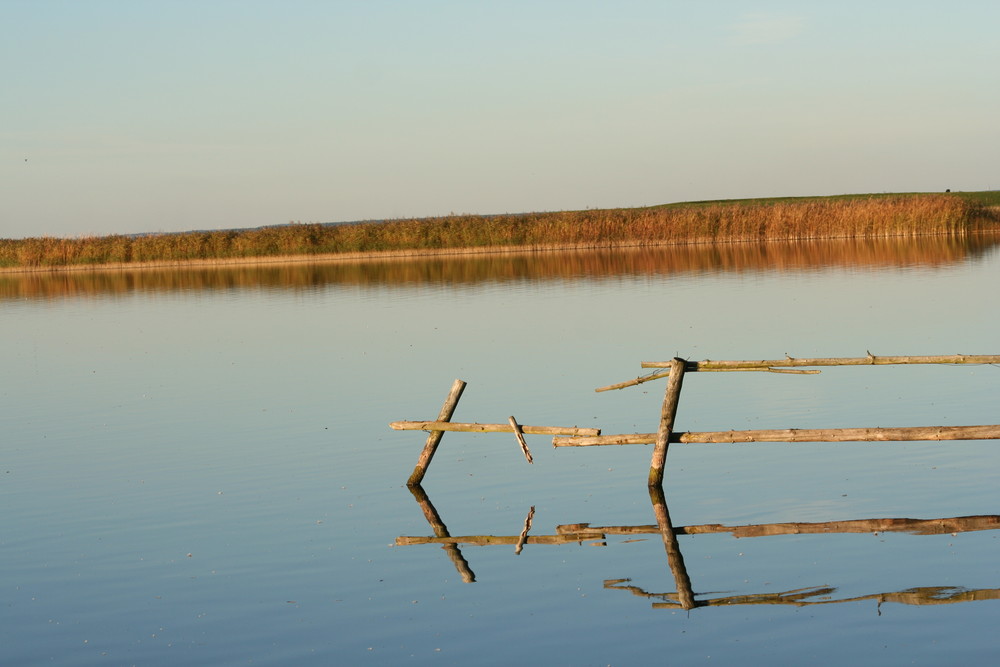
top-left (648, 358), bottom-right (686, 487)
top-left (407, 379), bottom-right (467, 486)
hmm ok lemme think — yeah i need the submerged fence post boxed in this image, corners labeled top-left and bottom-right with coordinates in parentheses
top-left (648, 358), bottom-right (687, 487)
top-left (407, 379), bottom-right (467, 486)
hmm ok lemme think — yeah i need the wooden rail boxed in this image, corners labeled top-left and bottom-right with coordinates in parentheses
top-left (554, 424), bottom-right (1000, 447)
top-left (392, 421), bottom-right (600, 436)
top-left (641, 353), bottom-right (1000, 371)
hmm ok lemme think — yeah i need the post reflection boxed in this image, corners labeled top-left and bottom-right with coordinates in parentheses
top-left (398, 485), bottom-right (1000, 609)
top-left (648, 485), bottom-right (696, 610)
top-left (406, 485), bottom-right (475, 583)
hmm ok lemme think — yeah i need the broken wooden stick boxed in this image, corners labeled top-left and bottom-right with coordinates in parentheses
top-left (515, 506), bottom-right (535, 554)
top-left (595, 367), bottom-right (817, 392)
top-left (508, 416), bottom-right (533, 463)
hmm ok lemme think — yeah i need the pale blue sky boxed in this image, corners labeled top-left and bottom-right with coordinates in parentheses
top-left (3, 1), bottom-right (998, 239)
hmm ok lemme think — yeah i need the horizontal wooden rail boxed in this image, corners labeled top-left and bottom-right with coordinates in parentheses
top-left (392, 420), bottom-right (600, 436)
top-left (396, 532), bottom-right (605, 547)
top-left (641, 353), bottom-right (1000, 372)
top-left (553, 424), bottom-right (1000, 447)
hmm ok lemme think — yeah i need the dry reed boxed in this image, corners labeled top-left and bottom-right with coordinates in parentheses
top-left (4, 235), bottom-right (998, 302)
top-left (1, 194), bottom-right (995, 270)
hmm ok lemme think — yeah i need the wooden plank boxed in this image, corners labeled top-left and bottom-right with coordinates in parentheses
top-left (392, 420), bottom-right (600, 436)
top-left (406, 379), bottom-right (467, 486)
top-left (553, 424), bottom-right (1000, 447)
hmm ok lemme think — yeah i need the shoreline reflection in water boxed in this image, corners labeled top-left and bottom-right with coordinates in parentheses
top-left (4, 233), bottom-right (999, 301)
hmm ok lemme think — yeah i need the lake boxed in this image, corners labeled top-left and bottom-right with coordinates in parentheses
top-left (3, 236), bottom-right (1000, 665)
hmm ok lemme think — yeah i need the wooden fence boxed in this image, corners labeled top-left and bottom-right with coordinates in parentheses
top-left (391, 353), bottom-right (1000, 486)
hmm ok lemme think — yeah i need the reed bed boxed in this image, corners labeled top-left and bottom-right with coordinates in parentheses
top-left (5, 235), bottom-right (998, 302)
top-left (2, 193), bottom-right (995, 270)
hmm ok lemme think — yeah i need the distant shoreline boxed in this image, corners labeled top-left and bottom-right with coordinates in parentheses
top-left (3, 192), bottom-right (998, 274)
top-left (6, 231), bottom-right (1000, 276)
top-left (0, 238), bottom-right (762, 274)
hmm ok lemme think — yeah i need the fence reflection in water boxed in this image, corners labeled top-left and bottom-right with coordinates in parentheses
top-left (397, 485), bottom-right (1000, 611)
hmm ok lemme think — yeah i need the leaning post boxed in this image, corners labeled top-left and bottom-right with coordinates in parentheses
top-left (407, 379), bottom-right (467, 486)
top-left (648, 358), bottom-right (687, 487)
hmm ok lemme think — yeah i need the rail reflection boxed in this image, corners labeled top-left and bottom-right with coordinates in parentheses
top-left (398, 484), bottom-right (1000, 610)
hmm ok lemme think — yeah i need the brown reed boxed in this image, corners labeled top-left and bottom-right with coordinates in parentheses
top-left (3, 234), bottom-right (998, 301)
top-left (1, 193), bottom-right (995, 271)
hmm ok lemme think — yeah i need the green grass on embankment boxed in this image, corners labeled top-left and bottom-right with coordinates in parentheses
top-left (2, 191), bottom-right (998, 271)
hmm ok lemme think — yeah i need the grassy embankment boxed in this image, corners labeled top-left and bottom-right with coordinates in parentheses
top-left (2, 191), bottom-right (998, 271)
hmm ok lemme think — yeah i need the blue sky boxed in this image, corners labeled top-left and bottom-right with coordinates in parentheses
top-left (3, 1), bottom-right (999, 239)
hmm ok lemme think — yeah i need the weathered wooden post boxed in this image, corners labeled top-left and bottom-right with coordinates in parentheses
top-left (407, 379), bottom-right (466, 486)
top-left (648, 358), bottom-right (686, 487)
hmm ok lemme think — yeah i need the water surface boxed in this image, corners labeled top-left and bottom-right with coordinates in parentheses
top-left (3, 236), bottom-right (1000, 665)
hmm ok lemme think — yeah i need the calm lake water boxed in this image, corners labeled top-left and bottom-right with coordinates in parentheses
top-left (3, 237), bottom-right (1000, 665)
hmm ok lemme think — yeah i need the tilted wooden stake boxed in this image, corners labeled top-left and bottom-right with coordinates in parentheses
top-left (407, 379), bottom-right (467, 486)
top-left (508, 416), bottom-right (533, 463)
top-left (648, 358), bottom-right (687, 487)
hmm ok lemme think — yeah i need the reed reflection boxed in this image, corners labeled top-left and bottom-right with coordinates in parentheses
top-left (4, 234), bottom-right (998, 301)
top-left (398, 485), bottom-right (1000, 610)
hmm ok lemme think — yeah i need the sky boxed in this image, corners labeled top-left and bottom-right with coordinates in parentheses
top-left (2, 0), bottom-right (999, 239)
